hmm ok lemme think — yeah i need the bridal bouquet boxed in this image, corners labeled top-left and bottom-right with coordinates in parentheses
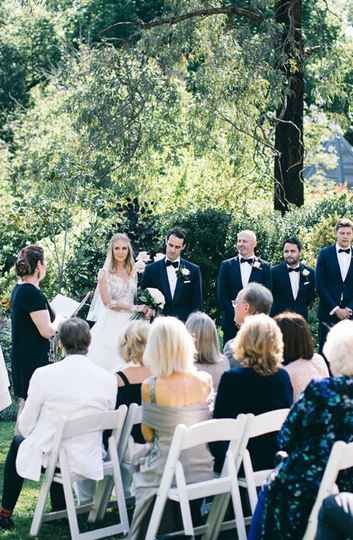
top-left (131, 287), bottom-right (166, 320)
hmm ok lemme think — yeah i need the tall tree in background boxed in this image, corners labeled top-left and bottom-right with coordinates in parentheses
top-left (274, 0), bottom-right (304, 212)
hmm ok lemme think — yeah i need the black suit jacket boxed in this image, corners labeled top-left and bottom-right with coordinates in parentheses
top-left (316, 245), bottom-right (353, 322)
top-left (140, 257), bottom-right (202, 322)
top-left (210, 367), bottom-right (293, 474)
top-left (217, 256), bottom-right (271, 343)
top-left (271, 262), bottom-right (315, 320)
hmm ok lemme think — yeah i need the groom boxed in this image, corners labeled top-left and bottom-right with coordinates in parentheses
top-left (141, 228), bottom-right (202, 321)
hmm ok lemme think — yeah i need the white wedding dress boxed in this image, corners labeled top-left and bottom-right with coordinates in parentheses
top-left (88, 274), bottom-right (137, 372)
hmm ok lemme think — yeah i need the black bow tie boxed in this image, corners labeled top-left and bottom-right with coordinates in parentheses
top-left (288, 267), bottom-right (300, 273)
top-left (338, 248), bottom-right (351, 254)
top-left (240, 257), bottom-right (254, 264)
top-left (165, 260), bottom-right (178, 269)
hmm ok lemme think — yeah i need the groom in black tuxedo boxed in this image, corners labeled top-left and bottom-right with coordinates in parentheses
top-left (217, 229), bottom-right (271, 344)
top-left (271, 237), bottom-right (316, 320)
top-left (141, 228), bottom-right (202, 322)
top-left (316, 218), bottom-right (353, 351)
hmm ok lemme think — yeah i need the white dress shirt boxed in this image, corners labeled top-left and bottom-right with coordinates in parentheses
top-left (239, 255), bottom-right (253, 287)
top-left (336, 244), bottom-right (352, 282)
top-left (329, 244), bottom-right (352, 315)
top-left (287, 265), bottom-right (300, 300)
top-left (165, 257), bottom-right (180, 298)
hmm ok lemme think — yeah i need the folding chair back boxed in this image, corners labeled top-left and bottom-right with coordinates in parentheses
top-left (304, 440), bottom-right (353, 540)
top-left (145, 414), bottom-right (253, 540)
top-left (118, 402), bottom-right (142, 460)
top-left (30, 406), bottom-right (129, 540)
top-left (240, 408), bottom-right (290, 514)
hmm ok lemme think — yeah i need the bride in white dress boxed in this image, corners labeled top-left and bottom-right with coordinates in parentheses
top-left (88, 233), bottom-right (146, 372)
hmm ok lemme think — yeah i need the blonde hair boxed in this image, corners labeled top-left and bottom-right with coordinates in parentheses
top-left (323, 320), bottom-right (353, 376)
top-left (119, 320), bottom-right (150, 366)
top-left (186, 311), bottom-right (221, 365)
top-left (233, 313), bottom-right (283, 376)
top-left (143, 316), bottom-right (196, 377)
top-left (104, 233), bottom-right (135, 276)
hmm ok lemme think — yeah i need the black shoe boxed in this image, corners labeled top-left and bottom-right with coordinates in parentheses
top-left (0, 515), bottom-right (15, 530)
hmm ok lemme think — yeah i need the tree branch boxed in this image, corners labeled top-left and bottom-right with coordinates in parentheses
top-left (101, 5), bottom-right (264, 36)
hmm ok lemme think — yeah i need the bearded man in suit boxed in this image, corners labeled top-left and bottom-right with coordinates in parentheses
top-left (316, 218), bottom-right (353, 351)
top-left (271, 237), bottom-right (315, 320)
top-left (217, 229), bottom-right (271, 344)
top-left (141, 228), bottom-right (202, 322)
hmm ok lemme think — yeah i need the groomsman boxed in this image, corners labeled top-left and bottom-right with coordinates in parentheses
top-left (141, 228), bottom-right (202, 322)
top-left (271, 237), bottom-right (315, 320)
top-left (217, 229), bottom-right (271, 344)
top-left (316, 218), bottom-right (353, 351)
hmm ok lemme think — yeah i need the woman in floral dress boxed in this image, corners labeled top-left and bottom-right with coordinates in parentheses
top-left (249, 320), bottom-right (353, 540)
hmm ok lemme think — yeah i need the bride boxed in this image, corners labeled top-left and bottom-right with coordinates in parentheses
top-left (88, 233), bottom-right (146, 372)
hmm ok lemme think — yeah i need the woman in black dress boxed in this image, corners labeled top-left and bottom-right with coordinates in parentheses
top-left (116, 320), bottom-right (151, 442)
top-left (11, 245), bottom-right (58, 403)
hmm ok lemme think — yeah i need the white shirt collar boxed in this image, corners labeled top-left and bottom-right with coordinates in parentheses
top-left (336, 243), bottom-right (351, 254)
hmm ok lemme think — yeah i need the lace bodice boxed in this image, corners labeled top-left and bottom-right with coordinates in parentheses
top-left (108, 273), bottom-right (137, 306)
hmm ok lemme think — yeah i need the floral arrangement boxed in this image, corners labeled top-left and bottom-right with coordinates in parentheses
top-left (131, 287), bottom-right (166, 320)
top-left (134, 251), bottom-right (150, 274)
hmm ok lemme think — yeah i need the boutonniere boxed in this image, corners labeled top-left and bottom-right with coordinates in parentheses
top-left (302, 268), bottom-right (310, 277)
top-left (252, 258), bottom-right (262, 270)
top-left (176, 266), bottom-right (191, 282)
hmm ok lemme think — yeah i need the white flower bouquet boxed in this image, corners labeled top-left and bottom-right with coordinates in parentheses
top-left (131, 287), bottom-right (166, 320)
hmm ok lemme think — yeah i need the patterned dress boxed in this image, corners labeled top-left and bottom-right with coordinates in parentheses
top-left (257, 376), bottom-right (353, 540)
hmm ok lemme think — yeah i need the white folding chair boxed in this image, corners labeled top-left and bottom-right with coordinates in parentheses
top-left (30, 406), bottom-right (129, 540)
top-left (238, 408), bottom-right (290, 514)
top-left (303, 440), bottom-right (353, 540)
top-left (89, 403), bottom-right (142, 523)
top-left (145, 414), bottom-right (252, 540)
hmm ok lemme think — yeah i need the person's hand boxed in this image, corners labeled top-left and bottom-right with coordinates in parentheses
top-left (143, 307), bottom-right (154, 320)
top-left (336, 308), bottom-right (351, 320)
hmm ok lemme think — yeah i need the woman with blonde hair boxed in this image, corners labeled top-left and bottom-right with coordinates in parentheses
top-left (88, 233), bottom-right (146, 372)
top-left (186, 311), bottom-right (229, 390)
top-left (210, 314), bottom-right (293, 474)
top-left (116, 320), bottom-right (151, 441)
top-left (129, 316), bottom-right (214, 540)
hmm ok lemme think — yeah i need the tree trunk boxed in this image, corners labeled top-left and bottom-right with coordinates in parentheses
top-left (274, 0), bottom-right (304, 213)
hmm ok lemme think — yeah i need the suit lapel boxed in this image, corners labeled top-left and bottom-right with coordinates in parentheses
top-left (231, 257), bottom-right (243, 289)
top-left (331, 247), bottom-right (344, 284)
top-left (173, 258), bottom-right (187, 304)
top-left (343, 252), bottom-right (353, 284)
top-left (283, 263), bottom-right (295, 301)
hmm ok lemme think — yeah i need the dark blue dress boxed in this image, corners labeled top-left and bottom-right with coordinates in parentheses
top-left (253, 376), bottom-right (353, 540)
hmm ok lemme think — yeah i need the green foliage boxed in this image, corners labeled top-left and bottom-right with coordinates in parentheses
top-left (0, 40), bottom-right (25, 126)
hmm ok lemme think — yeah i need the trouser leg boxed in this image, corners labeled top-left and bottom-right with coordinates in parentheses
top-left (1, 436), bottom-right (25, 512)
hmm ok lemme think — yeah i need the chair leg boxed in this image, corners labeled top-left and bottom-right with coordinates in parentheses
top-left (88, 477), bottom-right (113, 523)
top-left (30, 475), bottom-right (53, 537)
top-left (60, 457), bottom-right (80, 540)
top-left (110, 449), bottom-right (130, 535)
top-left (231, 479), bottom-right (247, 540)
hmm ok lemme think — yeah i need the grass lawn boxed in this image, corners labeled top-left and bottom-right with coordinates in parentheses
top-left (0, 421), bottom-right (123, 539)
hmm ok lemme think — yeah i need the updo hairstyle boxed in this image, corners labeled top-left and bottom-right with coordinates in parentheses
top-left (15, 245), bottom-right (44, 277)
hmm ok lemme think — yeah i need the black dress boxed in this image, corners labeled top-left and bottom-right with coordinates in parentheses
top-left (116, 371), bottom-right (144, 443)
top-left (11, 283), bottom-right (54, 399)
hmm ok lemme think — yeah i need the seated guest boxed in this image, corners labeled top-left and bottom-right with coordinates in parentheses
top-left (186, 311), bottom-right (229, 391)
top-left (211, 314), bottom-right (293, 474)
top-left (0, 318), bottom-right (116, 530)
top-left (275, 311), bottom-right (329, 401)
top-left (116, 320), bottom-right (151, 443)
top-left (248, 320), bottom-right (353, 540)
top-left (316, 493), bottom-right (353, 540)
top-left (129, 316), bottom-right (214, 540)
top-left (223, 283), bottom-right (273, 368)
